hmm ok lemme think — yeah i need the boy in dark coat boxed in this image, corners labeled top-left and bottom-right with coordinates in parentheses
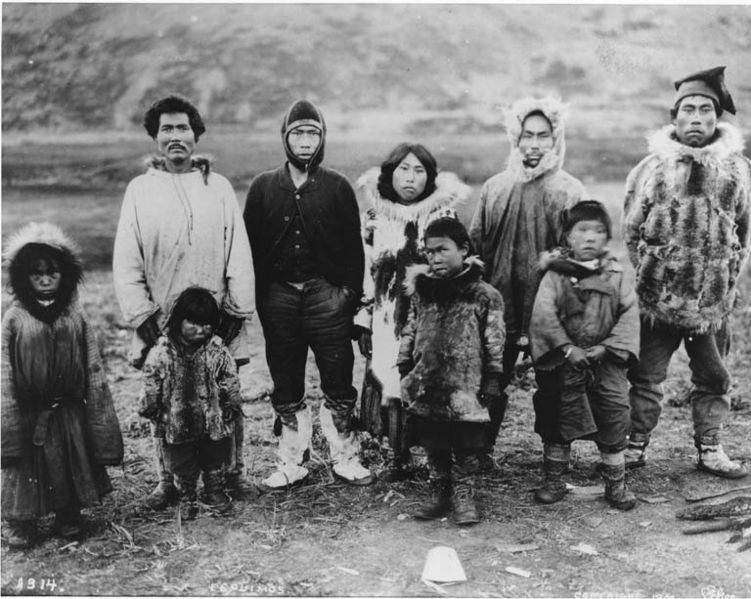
top-left (398, 217), bottom-right (505, 525)
top-left (530, 201), bottom-right (640, 510)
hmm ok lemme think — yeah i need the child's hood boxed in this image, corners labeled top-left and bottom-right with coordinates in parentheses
top-left (403, 255), bottom-right (485, 296)
top-left (4, 221), bottom-right (81, 266)
top-left (538, 247), bottom-right (623, 275)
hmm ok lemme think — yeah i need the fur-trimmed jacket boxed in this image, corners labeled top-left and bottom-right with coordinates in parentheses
top-left (469, 97), bottom-right (587, 341)
top-left (397, 258), bottom-right (505, 422)
top-left (354, 168), bottom-right (472, 398)
top-left (529, 249), bottom-right (640, 370)
top-left (623, 122), bottom-right (751, 332)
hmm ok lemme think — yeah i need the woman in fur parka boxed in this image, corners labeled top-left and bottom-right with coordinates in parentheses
top-left (1, 223), bottom-right (123, 548)
top-left (354, 143), bottom-right (472, 477)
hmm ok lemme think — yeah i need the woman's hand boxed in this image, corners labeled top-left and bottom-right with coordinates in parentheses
top-left (356, 328), bottom-right (372, 358)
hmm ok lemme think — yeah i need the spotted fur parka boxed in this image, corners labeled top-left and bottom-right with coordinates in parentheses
top-left (397, 258), bottom-right (505, 422)
top-left (623, 122), bottom-right (751, 332)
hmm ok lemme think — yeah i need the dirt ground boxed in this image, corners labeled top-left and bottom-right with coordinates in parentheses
top-left (2, 268), bottom-right (750, 598)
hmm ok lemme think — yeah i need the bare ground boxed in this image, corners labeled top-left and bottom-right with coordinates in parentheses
top-left (2, 270), bottom-right (750, 598)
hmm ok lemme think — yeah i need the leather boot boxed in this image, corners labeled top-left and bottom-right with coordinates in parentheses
top-left (4, 520), bottom-right (38, 549)
top-left (600, 463), bottom-right (636, 511)
top-left (414, 477), bottom-right (451, 520)
top-left (696, 443), bottom-right (748, 479)
top-left (175, 475), bottom-right (199, 520)
top-left (320, 405), bottom-right (375, 485)
top-left (625, 438), bottom-right (648, 470)
top-left (534, 443), bottom-right (569, 504)
top-left (262, 407), bottom-right (313, 491)
top-left (54, 508), bottom-right (83, 539)
top-left (202, 469), bottom-right (229, 506)
top-left (144, 439), bottom-right (178, 510)
top-left (451, 452), bottom-right (480, 526)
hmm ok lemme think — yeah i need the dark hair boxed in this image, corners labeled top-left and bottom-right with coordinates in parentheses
top-left (377, 143), bottom-right (438, 203)
top-left (670, 96), bottom-right (721, 120)
top-left (561, 200), bottom-right (612, 240)
top-left (521, 110), bottom-right (552, 132)
top-left (143, 94), bottom-right (206, 140)
top-left (423, 217), bottom-right (473, 253)
top-left (166, 287), bottom-right (221, 337)
top-left (9, 243), bottom-right (83, 312)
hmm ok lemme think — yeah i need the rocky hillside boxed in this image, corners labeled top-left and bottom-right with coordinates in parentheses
top-left (2, 4), bottom-right (750, 136)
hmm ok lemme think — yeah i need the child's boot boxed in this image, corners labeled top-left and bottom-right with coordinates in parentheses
top-left (625, 434), bottom-right (648, 470)
top-left (175, 474), bottom-right (199, 520)
top-left (696, 440), bottom-right (747, 479)
top-left (534, 443), bottom-right (570, 504)
top-left (54, 508), bottom-right (83, 539)
top-left (451, 452), bottom-right (480, 526)
top-left (3, 520), bottom-right (38, 549)
top-left (202, 469), bottom-right (229, 506)
top-left (144, 439), bottom-right (178, 510)
top-left (600, 451), bottom-right (636, 511)
top-left (415, 450), bottom-right (451, 520)
top-left (226, 418), bottom-right (259, 499)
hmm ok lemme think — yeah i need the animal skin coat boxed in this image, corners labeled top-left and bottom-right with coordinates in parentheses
top-left (398, 258), bottom-right (505, 422)
top-left (623, 122), bottom-right (751, 332)
top-left (354, 168), bottom-right (472, 398)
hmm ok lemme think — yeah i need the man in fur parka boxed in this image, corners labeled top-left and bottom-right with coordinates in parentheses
top-left (113, 94), bottom-right (255, 507)
top-left (623, 66), bottom-right (751, 478)
top-left (469, 96), bottom-right (587, 467)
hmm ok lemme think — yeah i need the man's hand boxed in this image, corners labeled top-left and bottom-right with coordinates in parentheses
top-left (565, 345), bottom-right (590, 369)
top-left (218, 313), bottom-right (244, 344)
top-left (357, 330), bottom-right (372, 358)
top-left (585, 345), bottom-right (607, 362)
top-left (136, 314), bottom-right (160, 346)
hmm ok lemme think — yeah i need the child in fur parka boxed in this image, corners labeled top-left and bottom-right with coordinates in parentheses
top-left (138, 287), bottom-right (244, 520)
top-left (529, 201), bottom-right (640, 510)
top-left (1, 223), bottom-right (123, 548)
top-left (398, 218), bottom-right (505, 526)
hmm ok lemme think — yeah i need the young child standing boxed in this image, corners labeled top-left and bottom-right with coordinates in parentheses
top-left (139, 287), bottom-right (243, 520)
top-left (529, 200), bottom-right (640, 510)
top-left (398, 217), bottom-right (505, 526)
top-left (1, 223), bottom-right (123, 548)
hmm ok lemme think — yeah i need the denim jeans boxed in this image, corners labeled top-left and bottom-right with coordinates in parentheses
top-left (628, 318), bottom-right (731, 444)
top-left (258, 278), bottom-right (357, 430)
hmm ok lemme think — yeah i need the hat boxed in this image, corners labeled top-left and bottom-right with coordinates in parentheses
top-left (673, 66), bottom-right (736, 115)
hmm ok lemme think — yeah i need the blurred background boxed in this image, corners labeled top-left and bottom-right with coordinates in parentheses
top-left (2, 3), bottom-right (751, 267)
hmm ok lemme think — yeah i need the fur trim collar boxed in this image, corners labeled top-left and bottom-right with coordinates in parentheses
top-left (539, 247), bottom-right (622, 274)
top-left (145, 154), bottom-right (213, 183)
top-left (404, 255), bottom-right (484, 296)
top-left (503, 96), bottom-right (569, 182)
top-left (357, 168), bottom-right (472, 222)
top-left (647, 122), bottom-right (745, 165)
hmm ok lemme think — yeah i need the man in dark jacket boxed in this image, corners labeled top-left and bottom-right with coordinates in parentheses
top-left (244, 99), bottom-right (374, 489)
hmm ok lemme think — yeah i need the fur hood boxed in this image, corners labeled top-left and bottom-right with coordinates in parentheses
top-left (646, 122), bottom-right (745, 165)
top-left (145, 154), bottom-right (213, 183)
top-left (357, 167), bottom-right (471, 223)
top-left (503, 96), bottom-right (569, 183)
top-left (403, 255), bottom-right (485, 296)
top-left (3, 222), bottom-right (84, 320)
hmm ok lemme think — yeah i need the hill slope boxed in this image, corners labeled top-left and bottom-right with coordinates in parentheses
top-left (3, 4), bottom-right (751, 136)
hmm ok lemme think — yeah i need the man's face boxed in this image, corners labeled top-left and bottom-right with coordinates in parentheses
top-left (287, 125), bottom-right (321, 162)
top-left (156, 112), bottom-right (196, 171)
top-left (673, 95), bottom-right (717, 148)
top-left (518, 114), bottom-right (554, 168)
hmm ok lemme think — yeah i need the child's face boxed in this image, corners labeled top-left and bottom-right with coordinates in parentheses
top-left (180, 319), bottom-right (214, 346)
top-left (425, 236), bottom-right (468, 279)
top-left (566, 219), bottom-right (609, 261)
top-left (29, 259), bottom-right (61, 299)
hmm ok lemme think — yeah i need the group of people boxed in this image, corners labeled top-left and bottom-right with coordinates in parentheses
top-left (2, 65), bottom-right (749, 547)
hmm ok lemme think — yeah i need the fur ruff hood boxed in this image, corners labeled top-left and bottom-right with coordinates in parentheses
top-left (646, 122), bottom-right (745, 165)
top-left (145, 154), bottom-right (213, 184)
top-left (357, 167), bottom-right (472, 223)
top-left (4, 222), bottom-right (84, 320)
top-left (503, 96), bottom-right (569, 183)
top-left (403, 255), bottom-right (485, 297)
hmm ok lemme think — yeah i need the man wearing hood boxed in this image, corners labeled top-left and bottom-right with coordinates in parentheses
top-left (243, 99), bottom-right (373, 489)
top-left (113, 94), bottom-right (255, 507)
top-left (623, 67), bottom-right (751, 478)
top-left (469, 97), bottom-right (587, 468)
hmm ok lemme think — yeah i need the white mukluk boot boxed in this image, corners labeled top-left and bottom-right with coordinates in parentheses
top-left (261, 406), bottom-right (313, 491)
top-left (320, 405), bottom-right (375, 486)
